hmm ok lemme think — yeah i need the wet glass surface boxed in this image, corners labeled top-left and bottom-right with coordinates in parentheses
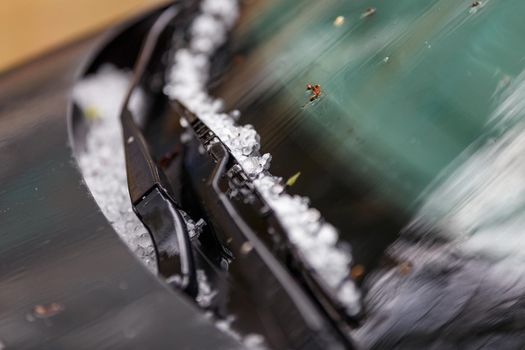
top-left (215, 0), bottom-right (525, 269)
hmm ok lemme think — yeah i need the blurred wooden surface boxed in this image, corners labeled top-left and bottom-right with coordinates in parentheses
top-left (0, 0), bottom-right (167, 72)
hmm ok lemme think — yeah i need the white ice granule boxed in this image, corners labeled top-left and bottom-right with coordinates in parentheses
top-left (215, 316), bottom-right (268, 350)
top-left (195, 269), bottom-right (218, 308)
top-left (73, 65), bottom-right (157, 272)
top-left (165, 0), bottom-right (361, 315)
top-left (73, 65), bottom-right (205, 273)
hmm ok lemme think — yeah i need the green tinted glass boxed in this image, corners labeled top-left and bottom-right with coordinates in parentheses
top-left (217, 0), bottom-right (525, 266)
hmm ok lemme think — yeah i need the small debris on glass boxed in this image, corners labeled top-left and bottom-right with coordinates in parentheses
top-left (398, 261), bottom-right (413, 276)
top-left (32, 303), bottom-right (64, 318)
top-left (361, 7), bottom-right (376, 19)
top-left (306, 83), bottom-right (322, 102)
top-left (286, 171), bottom-right (301, 187)
top-left (233, 54), bottom-right (245, 65)
top-left (157, 145), bottom-right (180, 168)
top-left (351, 264), bottom-right (365, 279)
top-left (493, 74), bottom-right (511, 97)
top-left (84, 105), bottom-right (100, 120)
top-left (469, 1), bottom-right (484, 13)
top-left (333, 16), bottom-right (345, 27)
top-left (240, 241), bottom-right (253, 255)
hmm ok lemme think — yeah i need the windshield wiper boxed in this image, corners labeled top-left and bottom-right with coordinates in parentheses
top-left (120, 4), bottom-right (198, 297)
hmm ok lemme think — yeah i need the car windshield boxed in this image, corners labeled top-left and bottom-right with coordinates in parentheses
top-left (214, 0), bottom-right (525, 270)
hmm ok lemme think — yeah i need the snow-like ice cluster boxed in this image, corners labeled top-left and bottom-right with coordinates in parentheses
top-left (215, 315), bottom-right (268, 350)
top-left (73, 66), bottom-right (157, 271)
top-left (164, 0), bottom-right (361, 315)
top-left (73, 66), bottom-right (203, 272)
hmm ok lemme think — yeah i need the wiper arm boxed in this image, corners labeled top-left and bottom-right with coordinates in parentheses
top-left (175, 100), bottom-right (361, 331)
top-left (120, 5), bottom-right (198, 297)
top-left (174, 101), bottom-right (357, 346)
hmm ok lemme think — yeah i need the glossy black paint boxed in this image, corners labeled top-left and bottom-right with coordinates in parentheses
top-left (0, 8), bottom-right (240, 350)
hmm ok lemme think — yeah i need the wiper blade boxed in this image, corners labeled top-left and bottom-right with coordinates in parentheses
top-left (120, 5), bottom-right (198, 297)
